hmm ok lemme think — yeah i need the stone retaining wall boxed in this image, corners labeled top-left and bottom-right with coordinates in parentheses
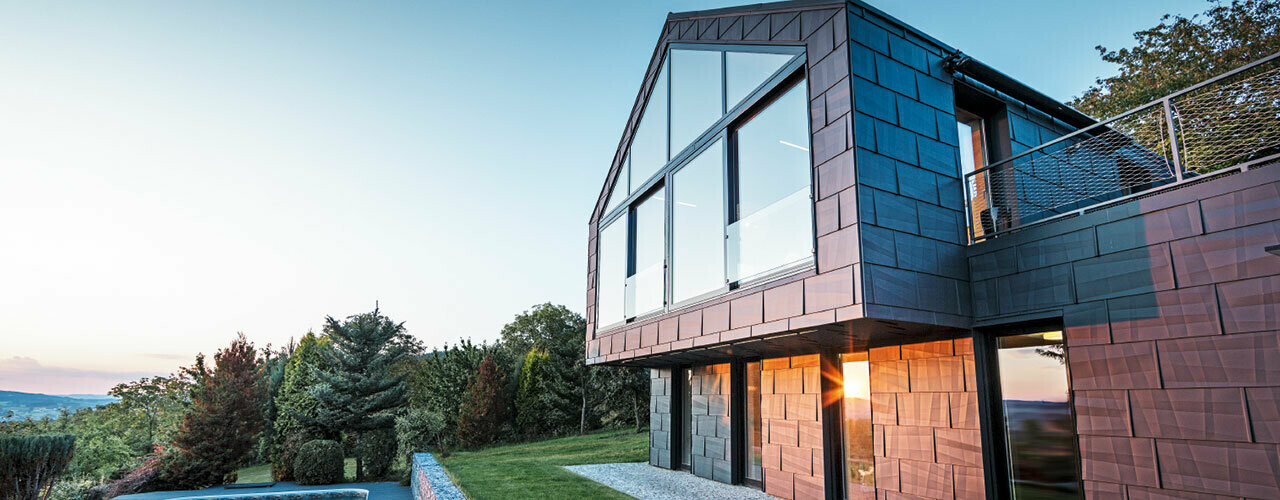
top-left (410, 453), bottom-right (464, 500)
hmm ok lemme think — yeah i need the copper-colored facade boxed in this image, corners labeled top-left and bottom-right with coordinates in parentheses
top-left (586, 1), bottom-right (1280, 498)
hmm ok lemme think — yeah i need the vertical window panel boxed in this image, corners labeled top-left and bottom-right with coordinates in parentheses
top-left (596, 219), bottom-right (627, 328)
top-left (726, 51), bottom-right (794, 112)
top-left (632, 61), bottom-right (669, 191)
top-left (841, 353), bottom-right (875, 498)
top-left (996, 332), bottom-right (1081, 499)
top-left (628, 188), bottom-right (665, 318)
top-left (670, 49), bottom-right (724, 159)
top-left (603, 154), bottom-right (629, 216)
top-left (746, 361), bottom-right (763, 482)
top-left (729, 80), bottom-right (813, 282)
top-left (671, 139), bottom-right (726, 304)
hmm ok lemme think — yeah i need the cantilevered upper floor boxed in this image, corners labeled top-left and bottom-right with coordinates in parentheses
top-left (583, 0), bottom-right (1280, 366)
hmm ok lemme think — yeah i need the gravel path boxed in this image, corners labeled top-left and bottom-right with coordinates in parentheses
top-left (564, 462), bottom-right (780, 500)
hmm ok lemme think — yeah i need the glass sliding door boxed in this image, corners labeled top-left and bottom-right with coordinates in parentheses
top-left (995, 331), bottom-right (1081, 499)
top-left (841, 353), bottom-right (875, 498)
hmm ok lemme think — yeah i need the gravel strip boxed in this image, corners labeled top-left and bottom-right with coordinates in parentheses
top-left (564, 462), bottom-right (779, 500)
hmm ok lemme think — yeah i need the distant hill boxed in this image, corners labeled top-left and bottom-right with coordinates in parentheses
top-left (0, 390), bottom-right (116, 421)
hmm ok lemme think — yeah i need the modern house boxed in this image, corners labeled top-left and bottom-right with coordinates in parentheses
top-left (583, 1), bottom-right (1280, 499)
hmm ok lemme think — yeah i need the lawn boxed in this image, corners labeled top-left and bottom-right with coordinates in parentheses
top-left (235, 458), bottom-right (393, 484)
top-left (439, 428), bottom-right (649, 500)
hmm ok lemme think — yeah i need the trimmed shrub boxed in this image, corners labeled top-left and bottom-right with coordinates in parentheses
top-left (0, 434), bottom-right (77, 500)
top-left (294, 440), bottom-right (344, 485)
top-left (355, 428), bottom-right (396, 480)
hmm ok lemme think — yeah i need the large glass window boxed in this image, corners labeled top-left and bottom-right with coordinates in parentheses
top-left (627, 188), bottom-right (665, 318)
top-left (726, 51), bottom-right (793, 112)
top-left (841, 353), bottom-right (875, 499)
top-left (632, 61), bottom-right (669, 191)
top-left (670, 49), bottom-right (724, 158)
top-left (671, 139), bottom-right (726, 304)
top-left (596, 219), bottom-right (627, 328)
top-left (996, 331), bottom-right (1081, 499)
top-left (729, 81), bottom-right (813, 282)
top-left (595, 46), bottom-right (812, 333)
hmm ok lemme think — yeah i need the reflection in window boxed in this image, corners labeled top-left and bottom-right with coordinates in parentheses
top-left (745, 361), bottom-right (763, 482)
top-left (603, 154), bottom-right (629, 216)
top-left (627, 189), bottom-right (665, 318)
top-left (670, 49), bottom-right (724, 159)
top-left (596, 219), bottom-right (626, 328)
top-left (726, 51), bottom-right (793, 112)
top-left (729, 80), bottom-right (813, 282)
top-left (841, 353), bottom-right (875, 499)
top-left (957, 109), bottom-right (993, 239)
top-left (997, 331), bottom-right (1081, 499)
top-left (671, 140), bottom-right (726, 304)
top-left (632, 61), bottom-right (669, 191)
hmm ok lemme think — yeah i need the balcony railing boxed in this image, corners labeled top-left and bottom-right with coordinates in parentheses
top-left (964, 52), bottom-right (1280, 241)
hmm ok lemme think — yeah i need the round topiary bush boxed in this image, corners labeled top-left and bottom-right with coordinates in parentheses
top-left (293, 440), bottom-right (343, 485)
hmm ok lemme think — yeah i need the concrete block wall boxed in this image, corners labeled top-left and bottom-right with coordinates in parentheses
top-left (870, 339), bottom-right (985, 500)
top-left (689, 363), bottom-right (733, 482)
top-left (971, 166), bottom-right (1280, 498)
top-left (760, 354), bottom-right (825, 500)
top-left (649, 368), bottom-right (674, 468)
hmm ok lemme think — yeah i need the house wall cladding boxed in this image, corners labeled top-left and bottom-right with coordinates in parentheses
top-left (970, 165), bottom-right (1280, 498)
top-left (649, 368), bottom-right (674, 468)
top-left (845, 6), bottom-right (972, 328)
top-left (760, 354), bottom-right (826, 500)
top-left (870, 338), bottom-right (985, 500)
top-left (585, 2), bottom-right (860, 366)
top-left (688, 363), bottom-right (734, 482)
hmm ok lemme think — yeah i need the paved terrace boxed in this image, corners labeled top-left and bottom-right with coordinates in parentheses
top-left (566, 462), bottom-right (781, 500)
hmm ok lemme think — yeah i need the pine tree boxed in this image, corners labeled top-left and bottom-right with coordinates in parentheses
top-left (455, 356), bottom-right (505, 447)
top-left (308, 307), bottom-right (411, 481)
top-left (270, 332), bottom-right (330, 480)
top-left (161, 333), bottom-right (267, 489)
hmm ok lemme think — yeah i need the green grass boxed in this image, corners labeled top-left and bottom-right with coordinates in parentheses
top-left (235, 458), bottom-right (393, 484)
top-left (439, 428), bottom-right (649, 500)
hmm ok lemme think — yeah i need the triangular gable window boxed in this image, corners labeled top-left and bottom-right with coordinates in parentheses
top-left (603, 154), bottom-right (629, 216)
top-left (630, 60), bottom-right (669, 193)
top-left (726, 51), bottom-right (794, 112)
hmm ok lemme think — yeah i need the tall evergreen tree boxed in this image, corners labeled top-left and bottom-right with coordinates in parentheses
top-left (308, 307), bottom-right (411, 481)
top-left (270, 332), bottom-right (330, 480)
top-left (455, 356), bottom-right (504, 447)
top-left (161, 334), bottom-right (267, 489)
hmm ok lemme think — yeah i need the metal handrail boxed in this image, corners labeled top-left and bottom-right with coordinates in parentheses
top-left (964, 51), bottom-right (1280, 241)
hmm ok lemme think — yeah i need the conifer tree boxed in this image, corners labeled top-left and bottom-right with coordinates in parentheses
top-left (455, 356), bottom-right (504, 447)
top-left (270, 332), bottom-right (330, 480)
top-left (161, 333), bottom-right (267, 489)
top-left (308, 307), bottom-right (411, 481)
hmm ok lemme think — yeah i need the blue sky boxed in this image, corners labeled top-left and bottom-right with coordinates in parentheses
top-left (0, 0), bottom-right (1203, 394)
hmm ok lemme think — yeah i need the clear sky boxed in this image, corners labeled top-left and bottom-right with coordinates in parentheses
top-left (0, 0), bottom-right (1203, 395)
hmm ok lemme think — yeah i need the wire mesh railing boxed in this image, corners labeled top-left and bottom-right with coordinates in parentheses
top-left (965, 52), bottom-right (1280, 241)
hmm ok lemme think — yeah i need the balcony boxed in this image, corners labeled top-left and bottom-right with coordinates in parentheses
top-left (965, 52), bottom-right (1280, 241)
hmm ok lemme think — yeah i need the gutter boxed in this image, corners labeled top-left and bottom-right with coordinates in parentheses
top-left (944, 53), bottom-right (1098, 130)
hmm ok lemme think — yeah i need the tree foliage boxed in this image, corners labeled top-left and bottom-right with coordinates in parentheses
top-left (308, 307), bottom-right (411, 481)
top-left (1072, 0), bottom-right (1280, 119)
top-left (160, 333), bottom-right (267, 490)
top-left (270, 332), bottom-right (330, 480)
top-left (0, 434), bottom-right (76, 500)
top-left (455, 356), bottom-right (505, 447)
top-left (107, 374), bottom-right (192, 449)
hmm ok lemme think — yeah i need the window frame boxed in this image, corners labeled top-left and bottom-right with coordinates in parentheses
top-left (595, 43), bottom-right (811, 335)
top-left (972, 323), bottom-right (1085, 500)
